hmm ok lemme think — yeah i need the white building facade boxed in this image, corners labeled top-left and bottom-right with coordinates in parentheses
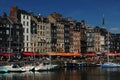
top-left (21, 14), bottom-right (32, 52)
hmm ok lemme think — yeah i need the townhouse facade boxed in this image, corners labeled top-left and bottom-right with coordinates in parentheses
top-left (0, 13), bottom-right (24, 54)
top-left (110, 33), bottom-right (120, 53)
top-left (86, 26), bottom-right (94, 52)
top-left (10, 6), bottom-right (32, 52)
top-left (0, 7), bottom-right (119, 55)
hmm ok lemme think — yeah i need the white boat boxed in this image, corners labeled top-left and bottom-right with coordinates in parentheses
top-left (0, 66), bottom-right (8, 73)
top-left (34, 62), bottom-right (58, 71)
top-left (101, 31), bottom-right (120, 68)
top-left (100, 53), bottom-right (120, 68)
top-left (101, 62), bottom-right (120, 68)
top-left (34, 54), bottom-right (59, 71)
top-left (2, 64), bottom-right (34, 72)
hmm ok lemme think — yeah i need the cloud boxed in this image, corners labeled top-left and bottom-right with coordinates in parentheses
top-left (110, 28), bottom-right (119, 31)
top-left (109, 27), bottom-right (120, 33)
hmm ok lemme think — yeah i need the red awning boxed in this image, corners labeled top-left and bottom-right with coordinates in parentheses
top-left (0, 53), bottom-right (4, 56)
top-left (45, 52), bottom-right (82, 57)
top-left (0, 53), bottom-right (14, 57)
top-left (3, 53), bottom-right (14, 57)
top-left (84, 52), bottom-right (97, 57)
top-left (22, 52), bottom-right (41, 56)
top-left (115, 53), bottom-right (120, 57)
top-left (105, 52), bottom-right (116, 56)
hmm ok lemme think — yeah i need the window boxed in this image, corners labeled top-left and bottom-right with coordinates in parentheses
top-left (23, 21), bottom-right (25, 26)
top-left (16, 32), bottom-right (19, 35)
top-left (7, 24), bottom-right (9, 28)
top-left (27, 43), bottom-right (28, 47)
top-left (23, 28), bottom-right (25, 33)
top-left (27, 48), bottom-right (28, 51)
top-left (27, 35), bottom-right (29, 41)
top-left (16, 26), bottom-right (19, 29)
top-left (0, 38), bottom-right (2, 40)
top-left (27, 28), bottom-right (29, 33)
top-left (6, 30), bottom-right (9, 34)
top-left (23, 15), bottom-right (25, 19)
top-left (0, 31), bottom-right (2, 34)
top-left (27, 16), bottom-right (29, 19)
top-left (40, 25), bottom-right (42, 29)
top-left (43, 26), bottom-right (45, 30)
top-left (27, 22), bottom-right (29, 26)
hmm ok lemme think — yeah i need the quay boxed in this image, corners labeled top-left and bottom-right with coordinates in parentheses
top-left (0, 51), bottom-right (120, 73)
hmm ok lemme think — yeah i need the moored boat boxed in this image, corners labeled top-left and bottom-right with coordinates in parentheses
top-left (0, 69), bottom-right (8, 73)
top-left (101, 62), bottom-right (120, 68)
top-left (34, 62), bottom-right (59, 71)
top-left (2, 63), bottom-right (34, 72)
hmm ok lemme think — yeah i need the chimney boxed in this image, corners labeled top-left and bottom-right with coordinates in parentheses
top-left (10, 6), bottom-right (18, 18)
top-left (3, 12), bottom-right (7, 17)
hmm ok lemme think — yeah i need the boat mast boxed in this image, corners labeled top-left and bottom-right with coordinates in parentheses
top-left (33, 27), bottom-right (35, 66)
top-left (107, 31), bottom-right (110, 62)
top-left (102, 14), bottom-right (110, 62)
top-left (8, 25), bottom-right (12, 61)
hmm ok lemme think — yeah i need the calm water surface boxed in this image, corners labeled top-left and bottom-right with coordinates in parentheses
top-left (1, 67), bottom-right (120, 80)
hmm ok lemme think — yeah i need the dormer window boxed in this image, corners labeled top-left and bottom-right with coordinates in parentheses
top-left (23, 15), bottom-right (25, 19)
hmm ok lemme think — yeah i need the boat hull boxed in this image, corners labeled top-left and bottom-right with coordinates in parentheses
top-left (101, 62), bottom-right (120, 68)
top-left (0, 69), bottom-right (8, 73)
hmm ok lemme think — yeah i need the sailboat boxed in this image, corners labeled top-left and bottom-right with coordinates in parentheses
top-left (101, 31), bottom-right (120, 68)
top-left (0, 27), bottom-right (33, 72)
top-left (34, 53), bottom-right (58, 71)
top-left (0, 23), bottom-right (13, 73)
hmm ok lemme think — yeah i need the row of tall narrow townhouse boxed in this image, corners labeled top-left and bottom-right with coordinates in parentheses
top-left (0, 13), bottom-right (24, 56)
top-left (10, 6), bottom-right (32, 52)
top-left (48, 13), bottom-right (81, 53)
top-left (1, 6), bottom-right (118, 55)
top-left (48, 13), bottom-right (64, 53)
top-left (31, 14), bottom-right (51, 53)
top-left (94, 26), bottom-right (105, 53)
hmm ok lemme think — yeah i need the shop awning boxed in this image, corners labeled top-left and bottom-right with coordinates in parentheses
top-left (114, 53), bottom-right (120, 57)
top-left (59, 52), bottom-right (82, 57)
top-left (46, 52), bottom-right (82, 57)
top-left (0, 53), bottom-right (14, 57)
top-left (22, 52), bottom-right (41, 56)
top-left (105, 52), bottom-right (116, 56)
top-left (84, 52), bottom-right (97, 57)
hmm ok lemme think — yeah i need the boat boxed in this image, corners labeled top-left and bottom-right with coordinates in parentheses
top-left (100, 52), bottom-right (120, 68)
top-left (34, 61), bottom-right (58, 71)
top-left (0, 68), bottom-right (8, 73)
top-left (1, 63), bottom-right (34, 72)
top-left (101, 62), bottom-right (120, 68)
top-left (101, 31), bottom-right (120, 68)
top-left (66, 59), bottom-right (84, 68)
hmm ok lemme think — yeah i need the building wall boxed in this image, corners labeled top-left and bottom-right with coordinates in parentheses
top-left (0, 16), bottom-right (23, 54)
top-left (64, 23), bottom-right (70, 52)
top-left (56, 23), bottom-right (64, 52)
top-left (73, 31), bottom-right (81, 52)
top-left (21, 14), bottom-right (32, 52)
top-left (37, 21), bottom-right (50, 53)
top-left (86, 26), bottom-right (94, 52)
top-left (100, 35), bottom-right (105, 51)
top-left (94, 32), bottom-right (101, 52)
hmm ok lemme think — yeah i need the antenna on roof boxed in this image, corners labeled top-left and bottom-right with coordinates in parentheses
top-left (38, 13), bottom-right (41, 18)
top-left (38, 13), bottom-right (41, 16)
top-left (102, 14), bottom-right (105, 28)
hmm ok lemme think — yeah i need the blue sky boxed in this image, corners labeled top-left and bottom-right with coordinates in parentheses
top-left (0, 0), bottom-right (120, 33)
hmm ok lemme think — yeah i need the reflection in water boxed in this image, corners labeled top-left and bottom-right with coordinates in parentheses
top-left (1, 67), bottom-right (120, 80)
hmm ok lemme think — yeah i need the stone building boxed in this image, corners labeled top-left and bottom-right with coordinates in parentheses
top-left (86, 26), bottom-right (94, 52)
top-left (48, 12), bottom-right (64, 52)
top-left (0, 13), bottom-right (23, 54)
top-left (10, 6), bottom-right (32, 52)
top-left (94, 26), bottom-right (105, 52)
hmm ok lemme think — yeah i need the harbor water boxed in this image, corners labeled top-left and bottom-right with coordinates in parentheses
top-left (0, 67), bottom-right (120, 80)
